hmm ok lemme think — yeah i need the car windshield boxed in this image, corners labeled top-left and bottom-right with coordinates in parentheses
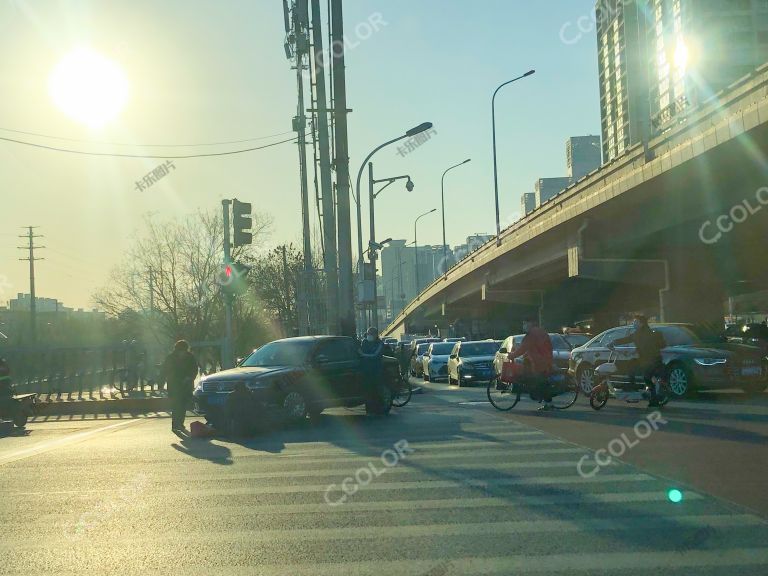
top-left (240, 340), bottom-right (314, 367)
top-left (430, 343), bottom-right (455, 355)
top-left (459, 342), bottom-right (499, 356)
top-left (549, 334), bottom-right (571, 350)
top-left (563, 334), bottom-right (590, 348)
top-left (652, 326), bottom-right (701, 347)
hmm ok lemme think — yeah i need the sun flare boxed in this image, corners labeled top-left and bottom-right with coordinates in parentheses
top-left (48, 48), bottom-right (129, 128)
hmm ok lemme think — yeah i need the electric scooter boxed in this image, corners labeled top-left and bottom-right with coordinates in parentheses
top-left (589, 349), bottom-right (670, 411)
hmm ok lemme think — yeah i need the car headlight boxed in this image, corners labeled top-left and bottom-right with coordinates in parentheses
top-left (693, 358), bottom-right (727, 366)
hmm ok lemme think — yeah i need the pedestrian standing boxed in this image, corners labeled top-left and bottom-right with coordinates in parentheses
top-left (163, 340), bottom-right (199, 431)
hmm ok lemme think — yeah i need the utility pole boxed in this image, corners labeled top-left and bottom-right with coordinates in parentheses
top-left (330, 0), bottom-right (355, 336)
top-left (18, 226), bottom-right (44, 345)
top-left (221, 200), bottom-right (234, 368)
top-left (290, 0), bottom-right (314, 336)
top-left (310, 0), bottom-right (340, 335)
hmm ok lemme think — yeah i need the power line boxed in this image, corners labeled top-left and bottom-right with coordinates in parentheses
top-left (0, 134), bottom-right (304, 159)
top-left (0, 126), bottom-right (294, 148)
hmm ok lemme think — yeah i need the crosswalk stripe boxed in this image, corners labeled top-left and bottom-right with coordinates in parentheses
top-left (121, 472), bottom-right (655, 497)
top-left (146, 548), bottom-right (768, 576)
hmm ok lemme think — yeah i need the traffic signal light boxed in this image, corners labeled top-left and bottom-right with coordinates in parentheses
top-left (232, 199), bottom-right (252, 247)
top-left (218, 261), bottom-right (251, 296)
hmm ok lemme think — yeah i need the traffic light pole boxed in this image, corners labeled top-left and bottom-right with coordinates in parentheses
top-left (221, 200), bottom-right (234, 369)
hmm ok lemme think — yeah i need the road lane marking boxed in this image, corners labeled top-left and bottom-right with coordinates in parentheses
top-left (0, 418), bottom-right (144, 466)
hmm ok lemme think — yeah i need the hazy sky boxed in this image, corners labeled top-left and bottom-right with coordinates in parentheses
top-left (0, 0), bottom-right (601, 309)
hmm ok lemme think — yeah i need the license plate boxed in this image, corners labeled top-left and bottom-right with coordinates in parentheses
top-left (741, 366), bottom-right (761, 377)
top-left (207, 395), bottom-right (227, 405)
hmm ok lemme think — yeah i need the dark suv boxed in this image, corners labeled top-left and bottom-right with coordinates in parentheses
top-left (193, 336), bottom-right (400, 424)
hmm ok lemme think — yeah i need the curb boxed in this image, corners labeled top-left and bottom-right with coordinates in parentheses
top-left (35, 397), bottom-right (171, 416)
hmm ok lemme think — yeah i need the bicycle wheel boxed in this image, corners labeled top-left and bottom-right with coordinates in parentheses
top-left (487, 377), bottom-right (520, 411)
top-left (589, 382), bottom-right (609, 410)
top-left (550, 375), bottom-right (579, 410)
top-left (392, 373), bottom-right (412, 408)
top-left (656, 378), bottom-right (671, 407)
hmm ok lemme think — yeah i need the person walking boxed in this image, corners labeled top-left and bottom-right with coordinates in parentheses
top-left (163, 340), bottom-right (199, 431)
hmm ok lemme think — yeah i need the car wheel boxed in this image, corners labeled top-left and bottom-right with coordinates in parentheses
top-left (13, 410), bottom-right (29, 429)
top-left (282, 391), bottom-right (308, 421)
top-left (576, 365), bottom-right (595, 394)
top-left (666, 363), bottom-right (693, 397)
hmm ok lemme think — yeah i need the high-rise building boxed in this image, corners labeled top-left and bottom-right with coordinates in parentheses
top-left (596, 0), bottom-right (651, 163)
top-left (648, 0), bottom-right (768, 132)
top-left (380, 241), bottom-right (442, 320)
top-left (566, 135), bottom-right (602, 180)
top-left (597, 0), bottom-right (768, 160)
top-left (521, 192), bottom-right (537, 216)
top-left (535, 177), bottom-right (571, 208)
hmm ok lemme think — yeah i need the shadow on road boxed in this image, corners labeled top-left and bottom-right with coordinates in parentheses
top-left (171, 433), bottom-right (233, 465)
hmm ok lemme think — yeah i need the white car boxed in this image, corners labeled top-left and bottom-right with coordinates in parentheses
top-left (447, 340), bottom-right (501, 386)
top-left (421, 342), bottom-right (456, 381)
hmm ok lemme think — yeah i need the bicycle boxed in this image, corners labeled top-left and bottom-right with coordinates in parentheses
top-left (589, 350), bottom-right (671, 410)
top-left (487, 371), bottom-right (579, 411)
top-left (391, 369), bottom-right (412, 408)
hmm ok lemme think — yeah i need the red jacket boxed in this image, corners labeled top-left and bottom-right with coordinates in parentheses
top-left (509, 327), bottom-right (553, 374)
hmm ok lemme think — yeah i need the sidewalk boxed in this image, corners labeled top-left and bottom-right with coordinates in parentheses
top-left (33, 391), bottom-right (170, 416)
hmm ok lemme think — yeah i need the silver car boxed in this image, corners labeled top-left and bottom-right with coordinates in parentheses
top-left (421, 342), bottom-right (456, 382)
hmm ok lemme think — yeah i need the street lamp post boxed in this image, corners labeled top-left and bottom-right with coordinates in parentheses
top-left (354, 122), bottom-right (433, 332)
top-left (491, 69), bottom-right (535, 246)
top-left (368, 171), bottom-right (414, 330)
top-left (414, 208), bottom-right (436, 293)
top-left (441, 159), bottom-right (471, 268)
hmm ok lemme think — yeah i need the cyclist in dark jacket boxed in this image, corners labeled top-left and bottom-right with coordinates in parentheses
top-left (611, 315), bottom-right (665, 407)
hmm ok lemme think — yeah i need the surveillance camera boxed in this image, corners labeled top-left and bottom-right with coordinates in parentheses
top-left (406, 179), bottom-right (414, 192)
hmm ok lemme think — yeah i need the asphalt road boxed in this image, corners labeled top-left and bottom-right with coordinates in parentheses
top-left (0, 384), bottom-right (766, 575)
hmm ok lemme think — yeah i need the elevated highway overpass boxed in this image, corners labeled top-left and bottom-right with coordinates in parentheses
top-left (384, 63), bottom-right (768, 339)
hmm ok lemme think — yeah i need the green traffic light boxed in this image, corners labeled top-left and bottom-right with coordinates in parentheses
top-left (668, 489), bottom-right (683, 503)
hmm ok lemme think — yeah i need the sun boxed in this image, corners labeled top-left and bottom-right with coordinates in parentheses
top-left (48, 48), bottom-right (129, 129)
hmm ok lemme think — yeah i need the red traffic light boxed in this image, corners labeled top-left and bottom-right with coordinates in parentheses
top-left (225, 264), bottom-right (233, 278)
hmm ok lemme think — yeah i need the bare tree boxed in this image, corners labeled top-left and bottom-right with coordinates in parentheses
top-left (93, 209), bottom-right (271, 346)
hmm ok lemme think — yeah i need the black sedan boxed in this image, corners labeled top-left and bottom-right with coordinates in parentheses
top-left (569, 323), bottom-right (768, 396)
top-left (193, 336), bottom-right (400, 425)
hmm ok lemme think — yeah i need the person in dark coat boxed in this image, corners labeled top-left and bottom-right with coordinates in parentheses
top-left (163, 340), bottom-right (199, 431)
top-left (360, 327), bottom-right (385, 389)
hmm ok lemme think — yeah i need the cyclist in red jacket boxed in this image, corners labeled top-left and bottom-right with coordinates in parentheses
top-left (509, 317), bottom-right (555, 411)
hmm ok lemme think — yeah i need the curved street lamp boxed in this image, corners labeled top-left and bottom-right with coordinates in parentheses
top-left (414, 208), bottom-right (437, 292)
top-left (492, 69), bottom-right (535, 246)
top-left (441, 158), bottom-right (471, 266)
top-left (353, 122), bottom-right (433, 329)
